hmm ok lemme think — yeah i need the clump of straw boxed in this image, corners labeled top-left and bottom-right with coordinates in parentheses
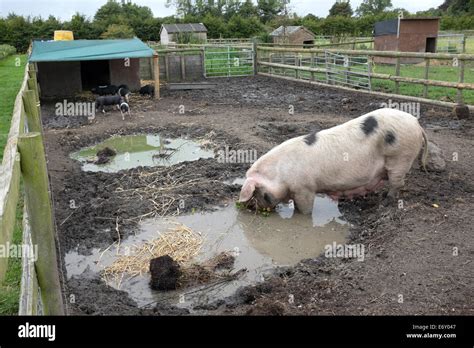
top-left (102, 223), bottom-right (203, 286)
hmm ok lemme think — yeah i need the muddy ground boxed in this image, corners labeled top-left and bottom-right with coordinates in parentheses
top-left (41, 76), bottom-right (473, 315)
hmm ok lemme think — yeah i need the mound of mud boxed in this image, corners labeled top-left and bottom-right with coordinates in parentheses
top-left (150, 255), bottom-right (181, 290)
top-left (95, 147), bottom-right (116, 165)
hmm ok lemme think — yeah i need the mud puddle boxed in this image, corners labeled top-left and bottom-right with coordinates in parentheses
top-left (65, 195), bottom-right (350, 310)
top-left (70, 134), bottom-right (214, 172)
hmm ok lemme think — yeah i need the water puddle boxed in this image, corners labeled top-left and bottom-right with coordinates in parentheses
top-left (70, 134), bottom-right (214, 172)
top-left (65, 195), bottom-right (350, 310)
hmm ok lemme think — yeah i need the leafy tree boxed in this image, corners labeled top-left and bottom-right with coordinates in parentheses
top-left (100, 24), bottom-right (135, 39)
top-left (202, 13), bottom-right (226, 38)
top-left (356, 0), bottom-right (392, 16)
top-left (225, 14), bottom-right (265, 37)
top-left (94, 0), bottom-right (124, 23)
top-left (257, 0), bottom-right (289, 23)
top-left (31, 16), bottom-right (62, 39)
top-left (2, 14), bottom-right (32, 52)
top-left (62, 13), bottom-right (97, 39)
top-left (439, 0), bottom-right (474, 14)
top-left (329, 1), bottom-right (353, 17)
top-left (240, 0), bottom-right (258, 17)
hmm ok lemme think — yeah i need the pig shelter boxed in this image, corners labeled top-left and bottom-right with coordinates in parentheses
top-left (29, 38), bottom-right (154, 98)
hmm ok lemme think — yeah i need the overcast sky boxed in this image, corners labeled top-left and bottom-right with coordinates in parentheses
top-left (0, 0), bottom-right (445, 20)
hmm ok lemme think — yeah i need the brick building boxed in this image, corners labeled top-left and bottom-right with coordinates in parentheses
top-left (270, 26), bottom-right (316, 46)
top-left (374, 18), bottom-right (440, 64)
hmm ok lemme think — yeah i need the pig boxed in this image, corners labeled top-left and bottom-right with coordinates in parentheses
top-left (139, 84), bottom-right (155, 98)
top-left (239, 108), bottom-right (428, 214)
top-left (95, 95), bottom-right (131, 120)
top-left (91, 85), bottom-right (118, 96)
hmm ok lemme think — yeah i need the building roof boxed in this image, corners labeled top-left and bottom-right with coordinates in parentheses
top-left (270, 26), bottom-right (309, 36)
top-left (161, 23), bottom-right (208, 34)
top-left (400, 17), bottom-right (440, 21)
top-left (374, 17), bottom-right (441, 37)
top-left (29, 38), bottom-right (154, 62)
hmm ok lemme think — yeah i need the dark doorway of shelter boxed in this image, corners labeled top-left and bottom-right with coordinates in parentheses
top-left (303, 40), bottom-right (314, 48)
top-left (426, 38), bottom-right (436, 53)
top-left (81, 60), bottom-right (110, 90)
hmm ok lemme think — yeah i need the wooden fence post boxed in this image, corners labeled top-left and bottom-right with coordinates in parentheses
top-left (201, 49), bottom-right (206, 78)
top-left (395, 57), bottom-right (401, 94)
top-left (27, 77), bottom-right (40, 104)
top-left (17, 132), bottom-right (65, 315)
top-left (457, 59), bottom-right (465, 104)
top-left (180, 54), bottom-right (186, 81)
top-left (423, 58), bottom-right (430, 98)
top-left (22, 90), bottom-right (41, 133)
top-left (153, 53), bottom-right (160, 99)
top-left (253, 41), bottom-right (258, 76)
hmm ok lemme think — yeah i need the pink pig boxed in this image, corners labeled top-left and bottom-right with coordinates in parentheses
top-left (239, 108), bottom-right (428, 214)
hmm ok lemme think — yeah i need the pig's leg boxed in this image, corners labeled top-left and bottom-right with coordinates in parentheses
top-left (293, 190), bottom-right (315, 214)
top-left (385, 156), bottom-right (413, 200)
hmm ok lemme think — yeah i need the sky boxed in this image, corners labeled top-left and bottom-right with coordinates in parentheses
top-left (0, 0), bottom-right (445, 21)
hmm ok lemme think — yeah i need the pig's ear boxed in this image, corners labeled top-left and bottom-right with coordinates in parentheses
top-left (239, 179), bottom-right (256, 202)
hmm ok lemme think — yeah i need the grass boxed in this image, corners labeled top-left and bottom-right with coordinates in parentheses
top-left (0, 54), bottom-right (26, 315)
top-left (1, 54), bottom-right (26, 161)
top-left (204, 47), bottom-right (254, 77)
top-left (261, 51), bottom-right (474, 105)
top-left (465, 37), bottom-right (474, 54)
top-left (0, 195), bottom-right (23, 315)
top-left (372, 63), bottom-right (474, 104)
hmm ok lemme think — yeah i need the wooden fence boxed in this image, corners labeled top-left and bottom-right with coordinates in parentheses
top-left (0, 63), bottom-right (64, 315)
top-left (257, 46), bottom-right (474, 108)
top-left (258, 39), bottom-right (374, 50)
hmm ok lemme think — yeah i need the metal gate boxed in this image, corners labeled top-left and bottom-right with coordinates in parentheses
top-left (324, 51), bottom-right (372, 91)
top-left (204, 45), bottom-right (255, 78)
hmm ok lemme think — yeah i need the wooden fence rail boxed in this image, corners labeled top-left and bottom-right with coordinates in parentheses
top-left (0, 63), bottom-right (64, 315)
top-left (257, 46), bottom-right (474, 108)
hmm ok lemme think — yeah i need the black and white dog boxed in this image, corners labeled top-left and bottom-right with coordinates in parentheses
top-left (95, 95), bottom-right (131, 120)
top-left (117, 84), bottom-right (131, 102)
top-left (139, 84), bottom-right (155, 98)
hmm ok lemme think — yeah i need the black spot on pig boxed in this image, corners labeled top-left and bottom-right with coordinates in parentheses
top-left (304, 131), bottom-right (318, 145)
top-left (385, 131), bottom-right (396, 145)
top-left (361, 116), bottom-right (378, 135)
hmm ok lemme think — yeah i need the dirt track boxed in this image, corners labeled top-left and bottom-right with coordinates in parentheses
top-left (42, 75), bottom-right (473, 315)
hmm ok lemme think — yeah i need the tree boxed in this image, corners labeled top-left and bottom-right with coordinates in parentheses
top-left (257, 0), bottom-right (289, 23)
top-left (329, 1), bottom-right (353, 17)
top-left (63, 13), bottom-right (92, 39)
top-left (225, 14), bottom-right (264, 37)
top-left (3, 14), bottom-right (32, 52)
top-left (356, 0), bottom-right (392, 16)
top-left (100, 24), bottom-right (135, 39)
top-left (94, 0), bottom-right (124, 23)
top-left (239, 0), bottom-right (258, 17)
top-left (202, 13), bottom-right (226, 38)
top-left (438, 0), bottom-right (474, 14)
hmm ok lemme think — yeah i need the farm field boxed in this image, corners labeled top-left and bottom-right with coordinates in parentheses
top-left (41, 76), bottom-right (473, 315)
top-left (0, 55), bottom-right (26, 160)
top-left (259, 56), bottom-right (474, 105)
top-left (0, 54), bottom-right (25, 315)
top-left (372, 63), bottom-right (474, 104)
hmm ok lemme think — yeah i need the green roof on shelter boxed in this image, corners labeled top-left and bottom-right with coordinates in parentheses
top-left (29, 38), bottom-right (154, 62)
